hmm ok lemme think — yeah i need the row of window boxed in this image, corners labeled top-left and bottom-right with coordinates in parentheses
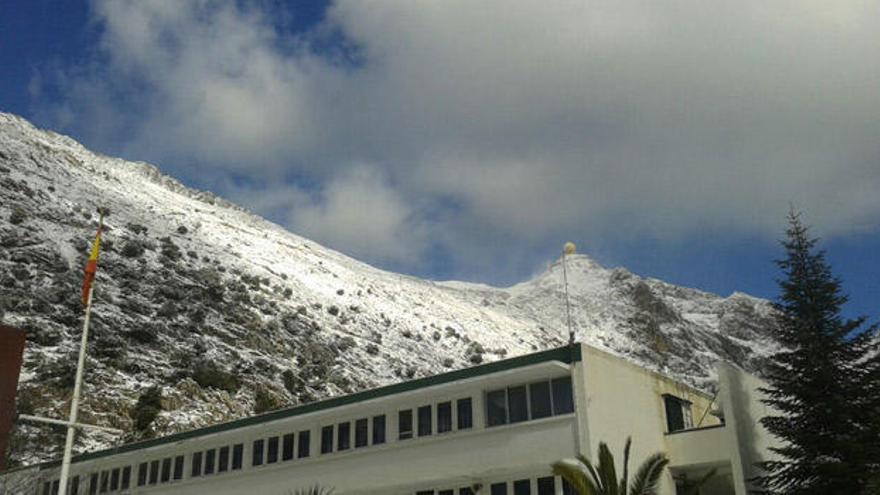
top-left (41, 382), bottom-right (569, 493)
top-left (320, 414), bottom-right (386, 455)
top-left (486, 377), bottom-right (573, 427)
top-left (253, 430), bottom-right (311, 466)
top-left (415, 475), bottom-right (575, 495)
top-left (399, 397), bottom-right (473, 440)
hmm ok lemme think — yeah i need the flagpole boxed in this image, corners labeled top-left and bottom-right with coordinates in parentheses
top-left (58, 213), bottom-right (102, 495)
top-left (562, 242), bottom-right (575, 345)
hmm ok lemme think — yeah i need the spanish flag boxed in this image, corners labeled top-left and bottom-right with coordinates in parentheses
top-left (81, 226), bottom-right (102, 305)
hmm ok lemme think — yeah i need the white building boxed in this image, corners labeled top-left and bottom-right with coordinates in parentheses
top-left (1, 343), bottom-right (779, 495)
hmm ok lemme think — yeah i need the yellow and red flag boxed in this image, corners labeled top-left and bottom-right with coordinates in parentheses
top-left (81, 226), bottom-right (102, 305)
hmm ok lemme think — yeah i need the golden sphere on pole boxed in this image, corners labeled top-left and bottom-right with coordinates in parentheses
top-left (563, 242), bottom-right (576, 255)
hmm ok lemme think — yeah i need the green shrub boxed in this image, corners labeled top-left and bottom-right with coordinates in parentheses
top-left (191, 361), bottom-right (240, 392)
top-left (132, 386), bottom-right (162, 432)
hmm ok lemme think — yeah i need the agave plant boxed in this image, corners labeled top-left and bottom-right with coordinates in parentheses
top-left (552, 437), bottom-right (669, 495)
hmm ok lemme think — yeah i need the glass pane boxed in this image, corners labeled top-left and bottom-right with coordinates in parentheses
top-left (232, 443), bottom-right (244, 470)
top-left (90, 473), bottom-right (99, 495)
top-left (562, 478), bottom-right (576, 495)
top-left (298, 431), bottom-right (311, 458)
top-left (457, 398), bottom-right (473, 429)
top-left (253, 439), bottom-right (265, 466)
top-left (218, 446), bottom-right (230, 472)
top-left (537, 477), bottom-right (555, 495)
top-left (399, 410), bottom-right (413, 439)
top-left (52, 480), bottom-right (59, 495)
top-left (530, 382), bottom-right (552, 419)
top-left (486, 389), bottom-right (508, 426)
top-left (355, 418), bottom-right (368, 448)
top-left (418, 405), bottom-right (432, 436)
top-left (321, 425), bottom-right (334, 454)
top-left (283, 433), bottom-right (295, 460)
top-left (148, 461), bottom-right (159, 485)
top-left (459, 488), bottom-right (475, 495)
top-left (508, 385), bottom-right (529, 423)
top-left (490, 482), bottom-right (508, 495)
top-left (138, 463), bottom-right (148, 485)
top-left (204, 449), bottom-right (216, 475)
top-left (110, 469), bottom-right (119, 490)
top-left (100, 471), bottom-right (109, 492)
top-left (71, 476), bottom-right (80, 495)
top-left (663, 395), bottom-right (685, 432)
top-left (160, 458), bottom-right (171, 482)
top-left (513, 479), bottom-right (531, 495)
top-left (173, 455), bottom-right (184, 479)
top-left (191, 451), bottom-right (202, 477)
top-left (372, 415), bottom-right (386, 444)
top-left (338, 422), bottom-right (351, 450)
top-left (267, 436), bottom-right (279, 463)
top-left (437, 401), bottom-right (452, 433)
top-left (552, 377), bottom-right (574, 415)
top-left (439, 491), bottom-right (454, 495)
top-left (43, 481), bottom-right (50, 495)
top-left (416, 492), bottom-right (434, 495)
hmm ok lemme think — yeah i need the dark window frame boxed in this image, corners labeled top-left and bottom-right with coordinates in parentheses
top-left (337, 422), bottom-right (351, 451)
top-left (437, 401), bottom-right (453, 433)
top-left (267, 436), bottom-right (280, 463)
top-left (298, 430), bottom-right (311, 458)
top-left (372, 414), bottom-right (386, 445)
top-left (355, 418), bottom-right (369, 448)
top-left (173, 455), bottom-right (184, 480)
top-left (418, 405), bottom-right (432, 436)
top-left (282, 433), bottom-right (295, 460)
top-left (218, 446), bottom-right (230, 472)
top-left (457, 398), bottom-right (473, 430)
top-left (252, 439), bottom-right (265, 466)
top-left (232, 443), bottom-right (244, 470)
top-left (204, 448), bottom-right (216, 475)
top-left (486, 389), bottom-right (508, 427)
top-left (160, 457), bottom-right (172, 482)
top-left (321, 425), bottom-right (334, 454)
top-left (398, 409), bottom-right (413, 440)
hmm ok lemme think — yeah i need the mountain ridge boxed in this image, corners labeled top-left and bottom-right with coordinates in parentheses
top-left (0, 112), bottom-right (777, 465)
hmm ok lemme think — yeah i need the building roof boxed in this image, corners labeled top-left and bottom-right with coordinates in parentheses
top-left (22, 344), bottom-right (582, 472)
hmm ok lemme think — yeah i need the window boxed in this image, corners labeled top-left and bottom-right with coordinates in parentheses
top-left (372, 415), bottom-right (386, 444)
top-left (52, 480), bottom-right (59, 495)
top-left (253, 439), bottom-right (265, 466)
top-left (204, 448), bottom-right (216, 474)
top-left (321, 425), bottom-right (334, 454)
top-left (148, 461), bottom-right (159, 485)
top-left (487, 389), bottom-right (508, 426)
top-left (439, 490), bottom-right (454, 495)
top-left (551, 377), bottom-right (574, 415)
top-left (508, 386), bottom-right (529, 423)
top-left (90, 473), bottom-right (99, 495)
top-left (232, 443), bottom-right (244, 470)
top-left (298, 431), bottom-right (311, 458)
top-left (138, 463), bottom-right (148, 486)
top-left (416, 491), bottom-right (434, 495)
top-left (460, 488), bottom-right (475, 495)
top-left (529, 382), bottom-right (552, 419)
top-left (121, 466), bottom-right (131, 489)
top-left (43, 481), bottom-right (49, 495)
top-left (70, 476), bottom-right (80, 495)
top-left (100, 471), bottom-right (109, 493)
top-left (267, 436), bottom-right (279, 463)
top-left (161, 457), bottom-right (172, 482)
top-left (218, 446), bottom-right (230, 472)
top-left (513, 479), bottom-right (531, 495)
top-left (191, 451), bottom-right (203, 477)
top-left (457, 398), bottom-right (473, 429)
top-left (398, 410), bottom-right (413, 439)
top-left (663, 394), bottom-right (693, 432)
top-left (491, 482), bottom-right (508, 495)
top-left (537, 477), bottom-right (555, 495)
top-left (437, 401), bottom-right (452, 433)
top-left (283, 433), bottom-right (295, 460)
top-left (562, 478), bottom-right (576, 495)
top-left (418, 405), bottom-right (432, 436)
top-left (110, 469), bottom-right (120, 490)
top-left (338, 422), bottom-right (351, 451)
top-left (173, 455), bottom-right (184, 480)
top-left (355, 418), bottom-right (368, 448)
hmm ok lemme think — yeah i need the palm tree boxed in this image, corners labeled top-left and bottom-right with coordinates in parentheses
top-left (552, 437), bottom-right (669, 495)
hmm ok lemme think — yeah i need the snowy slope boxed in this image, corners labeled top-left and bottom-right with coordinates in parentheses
top-left (0, 112), bottom-right (777, 465)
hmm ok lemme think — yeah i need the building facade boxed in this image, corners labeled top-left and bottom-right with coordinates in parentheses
top-left (1, 344), bottom-right (779, 495)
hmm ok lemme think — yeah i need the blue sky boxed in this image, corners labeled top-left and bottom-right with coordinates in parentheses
top-left (2, 0), bottom-right (878, 322)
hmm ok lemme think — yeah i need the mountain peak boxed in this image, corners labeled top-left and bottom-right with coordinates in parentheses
top-left (0, 112), bottom-right (778, 464)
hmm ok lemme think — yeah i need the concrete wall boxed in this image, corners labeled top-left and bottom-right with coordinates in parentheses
top-left (717, 363), bottom-right (782, 495)
top-left (578, 345), bottom-right (724, 495)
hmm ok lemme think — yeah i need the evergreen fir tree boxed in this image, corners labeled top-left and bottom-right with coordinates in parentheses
top-left (757, 210), bottom-right (880, 494)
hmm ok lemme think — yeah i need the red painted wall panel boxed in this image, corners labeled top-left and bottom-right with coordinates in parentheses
top-left (0, 324), bottom-right (26, 471)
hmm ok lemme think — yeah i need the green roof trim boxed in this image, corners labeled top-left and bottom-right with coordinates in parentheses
top-left (32, 344), bottom-right (581, 471)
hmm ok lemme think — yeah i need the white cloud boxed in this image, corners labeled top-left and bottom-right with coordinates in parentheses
top-left (33, 0), bottom-right (880, 276)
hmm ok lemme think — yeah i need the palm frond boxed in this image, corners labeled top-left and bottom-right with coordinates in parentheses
top-left (618, 437), bottom-right (632, 495)
top-left (289, 486), bottom-right (335, 495)
top-left (628, 453), bottom-right (670, 495)
top-left (553, 458), bottom-right (598, 495)
top-left (596, 442), bottom-right (619, 495)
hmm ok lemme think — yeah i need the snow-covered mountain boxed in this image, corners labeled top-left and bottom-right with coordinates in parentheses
top-left (0, 112), bottom-right (778, 465)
